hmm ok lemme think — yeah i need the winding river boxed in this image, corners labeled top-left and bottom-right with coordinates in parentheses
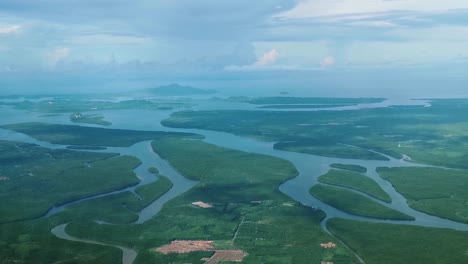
top-left (1, 98), bottom-right (467, 264)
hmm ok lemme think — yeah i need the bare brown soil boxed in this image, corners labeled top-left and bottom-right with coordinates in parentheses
top-left (320, 242), bottom-right (337, 249)
top-left (205, 250), bottom-right (247, 264)
top-left (155, 240), bottom-right (247, 263)
top-left (156, 240), bottom-right (214, 254)
top-left (192, 201), bottom-right (213, 208)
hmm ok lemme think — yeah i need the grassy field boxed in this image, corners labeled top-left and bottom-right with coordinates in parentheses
top-left (378, 167), bottom-right (468, 223)
top-left (1, 122), bottom-right (202, 147)
top-left (310, 184), bottom-right (412, 220)
top-left (328, 218), bottom-right (468, 264)
top-left (0, 140), bottom-right (141, 223)
top-left (319, 169), bottom-right (391, 202)
top-left (61, 137), bottom-right (358, 264)
top-left (330, 163), bottom-right (367, 173)
top-left (162, 99), bottom-right (468, 168)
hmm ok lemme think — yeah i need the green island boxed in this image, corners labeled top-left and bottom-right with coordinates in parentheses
top-left (378, 167), bottom-right (468, 224)
top-left (147, 83), bottom-right (216, 96)
top-left (330, 163), bottom-right (367, 173)
top-left (328, 218), bottom-right (468, 264)
top-left (310, 184), bottom-right (411, 220)
top-left (70, 113), bottom-right (112, 126)
top-left (245, 97), bottom-right (385, 105)
top-left (319, 169), bottom-right (391, 202)
top-left (257, 104), bottom-right (353, 109)
top-left (1, 122), bottom-right (202, 147)
top-left (62, 137), bottom-right (358, 264)
top-left (275, 141), bottom-right (388, 160)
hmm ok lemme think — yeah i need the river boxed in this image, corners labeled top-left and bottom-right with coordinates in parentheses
top-left (1, 98), bottom-right (466, 264)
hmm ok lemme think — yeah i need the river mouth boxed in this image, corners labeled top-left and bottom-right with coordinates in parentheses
top-left (1, 98), bottom-right (467, 264)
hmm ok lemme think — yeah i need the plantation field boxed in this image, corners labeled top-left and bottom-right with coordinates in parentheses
top-left (328, 218), bottom-right (468, 264)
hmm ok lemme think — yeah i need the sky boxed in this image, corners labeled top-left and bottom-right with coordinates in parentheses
top-left (0, 0), bottom-right (468, 97)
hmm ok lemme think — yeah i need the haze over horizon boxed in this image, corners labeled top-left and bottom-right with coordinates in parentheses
top-left (1, 0), bottom-right (467, 97)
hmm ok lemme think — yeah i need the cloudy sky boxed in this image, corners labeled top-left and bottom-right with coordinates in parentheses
top-left (1, 0), bottom-right (467, 96)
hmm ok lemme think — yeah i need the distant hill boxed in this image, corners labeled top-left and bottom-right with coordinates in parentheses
top-left (148, 84), bottom-right (216, 96)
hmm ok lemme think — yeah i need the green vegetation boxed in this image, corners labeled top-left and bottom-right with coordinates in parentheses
top-left (258, 104), bottom-right (352, 109)
top-left (162, 99), bottom-right (468, 168)
top-left (0, 143), bottom-right (136, 262)
top-left (148, 167), bottom-right (159, 174)
top-left (148, 83), bottom-right (216, 96)
top-left (150, 136), bottom-right (299, 201)
top-left (310, 184), bottom-right (412, 220)
top-left (128, 176), bottom-right (173, 211)
top-left (378, 167), bottom-right (468, 223)
top-left (62, 137), bottom-right (357, 264)
top-left (319, 169), bottom-right (390, 202)
top-left (66, 145), bottom-right (107, 150)
top-left (328, 218), bottom-right (468, 264)
top-left (246, 97), bottom-right (385, 105)
top-left (1, 122), bottom-right (202, 147)
top-left (61, 176), bottom-right (173, 224)
top-left (70, 113), bottom-right (112, 126)
top-left (275, 141), bottom-right (388, 160)
top-left (330, 163), bottom-right (367, 173)
top-left (2, 99), bottom-right (187, 113)
top-left (0, 140), bottom-right (140, 223)
top-left (0, 218), bottom-right (121, 264)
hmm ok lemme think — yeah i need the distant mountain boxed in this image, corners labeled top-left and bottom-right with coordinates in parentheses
top-left (148, 84), bottom-right (216, 96)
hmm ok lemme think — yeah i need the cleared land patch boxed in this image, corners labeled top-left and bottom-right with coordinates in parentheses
top-left (64, 137), bottom-right (358, 263)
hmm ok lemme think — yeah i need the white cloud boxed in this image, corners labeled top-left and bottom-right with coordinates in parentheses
top-left (225, 49), bottom-right (281, 71)
top-left (254, 49), bottom-right (280, 66)
top-left (45, 47), bottom-right (70, 66)
top-left (278, 0), bottom-right (468, 19)
top-left (0, 24), bottom-right (22, 35)
top-left (347, 20), bottom-right (397, 27)
top-left (320, 56), bottom-right (336, 67)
